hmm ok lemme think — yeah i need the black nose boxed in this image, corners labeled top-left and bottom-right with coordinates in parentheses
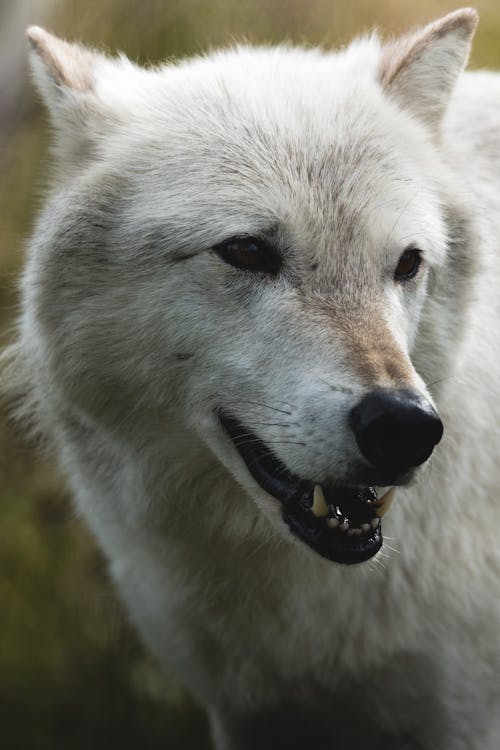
top-left (350, 389), bottom-right (443, 473)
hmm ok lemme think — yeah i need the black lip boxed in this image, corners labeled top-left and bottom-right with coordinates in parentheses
top-left (220, 413), bottom-right (383, 564)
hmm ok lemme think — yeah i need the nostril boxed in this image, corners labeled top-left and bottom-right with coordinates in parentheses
top-left (350, 389), bottom-right (443, 472)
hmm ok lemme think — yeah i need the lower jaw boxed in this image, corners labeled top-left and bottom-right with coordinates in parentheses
top-left (282, 489), bottom-right (383, 565)
top-left (220, 413), bottom-right (385, 565)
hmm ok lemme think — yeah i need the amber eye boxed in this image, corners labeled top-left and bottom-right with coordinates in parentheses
top-left (394, 247), bottom-right (422, 281)
top-left (213, 237), bottom-right (281, 275)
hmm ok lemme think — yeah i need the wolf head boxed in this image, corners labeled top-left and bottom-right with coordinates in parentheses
top-left (23, 10), bottom-right (479, 563)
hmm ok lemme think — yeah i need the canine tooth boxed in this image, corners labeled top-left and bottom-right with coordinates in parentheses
top-left (339, 520), bottom-right (350, 532)
top-left (311, 484), bottom-right (329, 518)
top-left (370, 517), bottom-right (380, 529)
top-left (327, 517), bottom-right (340, 529)
top-left (375, 487), bottom-right (397, 518)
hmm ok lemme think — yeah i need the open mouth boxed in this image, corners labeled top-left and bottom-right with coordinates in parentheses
top-left (220, 413), bottom-right (395, 565)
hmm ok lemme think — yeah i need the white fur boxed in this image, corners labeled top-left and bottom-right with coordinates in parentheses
top-left (5, 9), bottom-right (500, 748)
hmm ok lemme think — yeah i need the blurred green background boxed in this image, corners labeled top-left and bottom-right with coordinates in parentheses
top-left (1, 1), bottom-right (500, 748)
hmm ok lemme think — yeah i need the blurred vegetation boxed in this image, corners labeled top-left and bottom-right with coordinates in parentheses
top-left (2, 1), bottom-right (500, 748)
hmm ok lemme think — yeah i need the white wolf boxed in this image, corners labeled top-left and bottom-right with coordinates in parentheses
top-left (4, 7), bottom-right (500, 748)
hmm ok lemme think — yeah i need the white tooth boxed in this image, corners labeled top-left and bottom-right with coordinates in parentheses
top-left (311, 484), bottom-right (329, 518)
top-left (370, 517), bottom-right (380, 529)
top-left (361, 523), bottom-right (371, 532)
top-left (347, 528), bottom-right (356, 536)
top-left (335, 505), bottom-right (341, 515)
top-left (327, 517), bottom-right (340, 529)
top-left (340, 520), bottom-right (350, 532)
top-left (375, 487), bottom-right (396, 517)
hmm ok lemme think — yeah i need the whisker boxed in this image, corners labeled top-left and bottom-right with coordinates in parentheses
top-left (369, 555), bottom-right (387, 573)
top-left (246, 449), bottom-right (302, 471)
top-left (229, 432), bottom-right (305, 447)
top-left (383, 543), bottom-right (400, 555)
top-left (249, 421), bottom-right (299, 428)
top-left (317, 376), bottom-right (357, 396)
top-left (236, 441), bottom-right (306, 450)
top-left (425, 375), bottom-right (455, 389)
top-left (224, 398), bottom-right (294, 416)
top-left (391, 190), bottom-right (420, 234)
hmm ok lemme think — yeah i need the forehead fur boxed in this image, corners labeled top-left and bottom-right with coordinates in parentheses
top-left (98, 44), bottom-right (445, 287)
top-left (29, 13), bottom-right (476, 217)
top-left (101, 37), bottom-right (383, 113)
top-left (30, 29), bottom-right (453, 290)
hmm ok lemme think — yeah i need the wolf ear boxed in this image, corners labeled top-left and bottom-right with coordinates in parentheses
top-left (27, 26), bottom-right (130, 160)
top-left (27, 26), bottom-right (99, 102)
top-left (378, 8), bottom-right (478, 128)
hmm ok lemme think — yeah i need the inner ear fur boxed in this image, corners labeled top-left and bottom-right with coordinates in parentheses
top-left (378, 8), bottom-right (478, 128)
top-left (27, 26), bottom-right (98, 97)
top-left (26, 27), bottom-right (130, 169)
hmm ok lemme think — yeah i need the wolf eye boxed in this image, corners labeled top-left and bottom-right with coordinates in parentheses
top-left (394, 247), bottom-right (422, 281)
top-left (213, 237), bottom-right (281, 275)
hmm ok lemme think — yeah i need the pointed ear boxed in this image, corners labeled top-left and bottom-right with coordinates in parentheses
top-left (27, 26), bottom-right (98, 99)
top-left (26, 26), bottom-right (111, 123)
top-left (378, 8), bottom-right (478, 128)
top-left (26, 27), bottom-right (130, 162)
